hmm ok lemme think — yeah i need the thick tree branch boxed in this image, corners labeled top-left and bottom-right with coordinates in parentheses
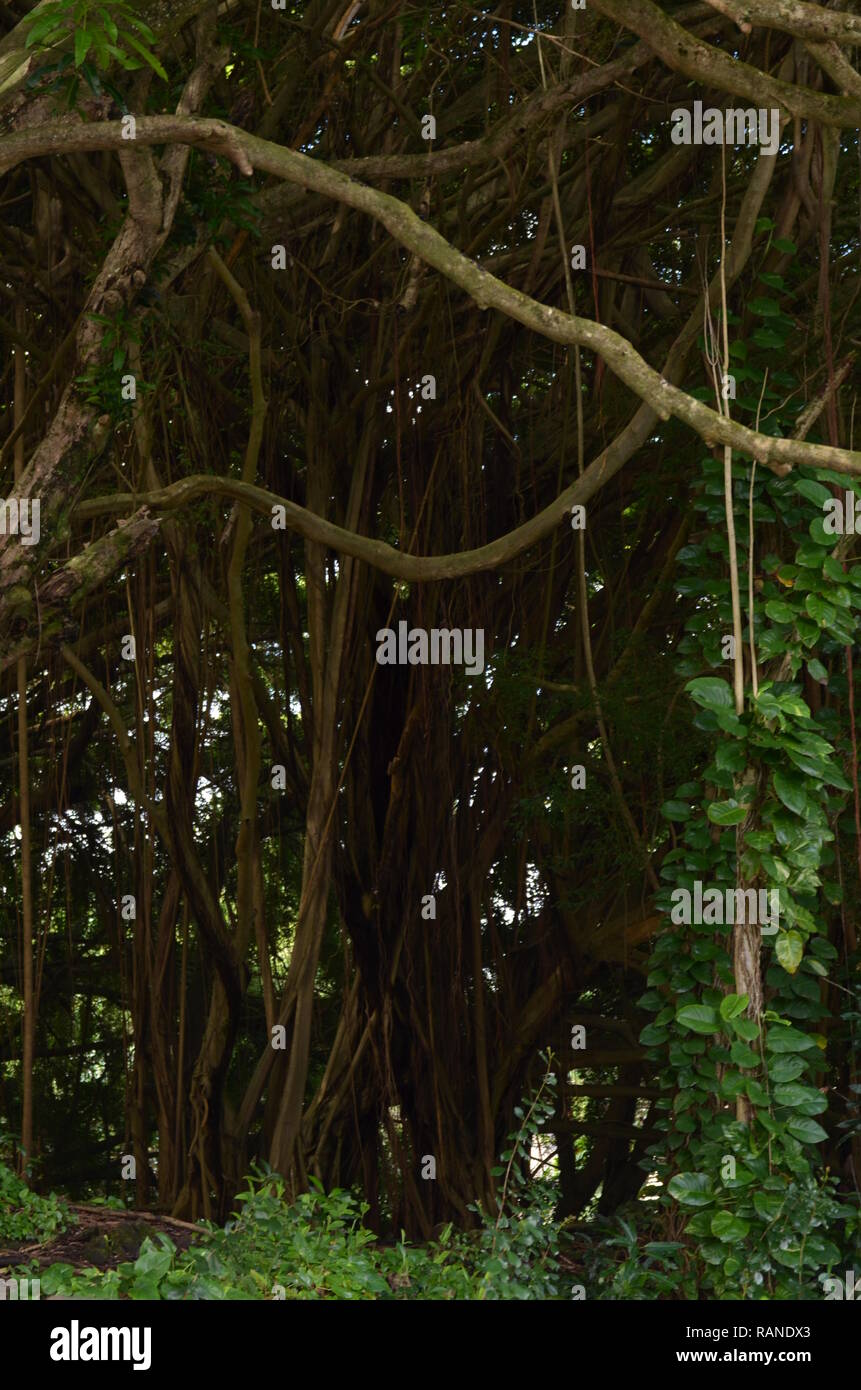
top-left (5, 115), bottom-right (861, 485)
top-left (591, 0), bottom-right (861, 123)
top-left (706, 0), bottom-right (861, 44)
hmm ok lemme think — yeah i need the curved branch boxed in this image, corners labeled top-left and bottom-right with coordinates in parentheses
top-left (4, 115), bottom-right (860, 481)
top-left (591, 0), bottom-right (860, 123)
top-left (707, 0), bottom-right (861, 44)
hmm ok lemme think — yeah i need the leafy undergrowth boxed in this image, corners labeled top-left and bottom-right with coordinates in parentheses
top-left (10, 1169), bottom-right (570, 1300)
top-left (2, 1059), bottom-right (575, 1300)
top-left (0, 1159), bottom-right (70, 1244)
top-left (579, 1178), bottom-right (860, 1300)
top-left (5, 1160), bottom-right (858, 1300)
top-left (4, 1050), bottom-right (859, 1299)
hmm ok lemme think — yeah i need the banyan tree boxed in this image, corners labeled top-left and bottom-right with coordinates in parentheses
top-left (1, 0), bottom-right (860, 1239)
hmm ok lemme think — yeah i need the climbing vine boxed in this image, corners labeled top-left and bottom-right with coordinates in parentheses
top-left (641, 243), bottom-right (861, 1296)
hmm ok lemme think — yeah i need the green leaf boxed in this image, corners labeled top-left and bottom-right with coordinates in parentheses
top-left (765, 599), bottom-right (796, 624)
top-left (719, 993), bottom-right (748, 1021)
top-left (637, 989), bottom-right (663, 1011)
top-left (660, 800), bottom-right (691, 821)
top-left (786, 1116), bottom-right (828, 1144)
top-left (766, 1026), bottom-right (818, 1053)
top-left (793, 479), bottom-right (831, 507)
top-left (122, 32), bottom-right (168, 80)
top-left (730, 1016), bottom-right (760, 1042)
top-left (707, 801), bottom-right (748, 826)
top-left (745, 831), bottom-right (773, 852)
top-left (753, 327), bottom-right (785, 350)
top-left (91, 28), bottom-right (110, 66)
top-left (784, 728), bottom-right (834, 757)
top-left (639, 1023), bottom-right (669, 1047)
top-left (74, 27), bottom-right (92, 67)
top-left (808, 518), bottom-right (833, 547)
top-left (753, 1191), bottom-right (784, 1221)
top-left (795, 627), bottom-right (819, 656)
top-left (760, 853), bottom-right (789, 882)
top-left (122, 13), bottom-right (158, 42)
top-left (822, 555), bottom-right (846, 582)
top-left (755, 690), bottom-right (783, 721)
top-left (685, 676), bottom-right (734, 711)
top-left (772, 770), bottom-right (808, 817)
top-left (775, 930), bottom-right (803, 975)
top-left (29, 23), bottom-right (69, 47)
top-left (667, 1172), bottom-right (715, 1207)
top-left (773, 1083), bottom-right (824, 1110)
top-left (749, 297), bottom-right (779, 317)
top-left (25, 18), bottom-right (65, 47)
top-left (675, 781), bottom-right (702, 798)
top-left (805, 593), bottom-right (837, 627)
top-left (720, 1070), bottom-right (747, 1099)
top-left (710, 1211), bottom-right (750, 1241)
top-left (806, 955), bottom-right (830, 975)
top-left (806, 658), bottom-right (828, 684)
top-left (773, 237), bottom-right (797, 254)
top-left (673, 1088), bottom-right (698, 1113)
top-left (775, 693), bottom-right (809, 718)
top-left (98, 9), bottom-right (120, 41)
top-left (675, 1004), bottom-right (720, 1035)
top-left (797, 543), bottom-right (827, 570)
top-left (757, 1111), bottom-right (783, 1136)
top-left (746, 1078), bottom-right (770, 1106)
top-left (715, 741), bottom-right (747, 773)
top-left (729, 1041), bottom-right (759, 1069)
top-left (714, 709), bottom-right (745, 735)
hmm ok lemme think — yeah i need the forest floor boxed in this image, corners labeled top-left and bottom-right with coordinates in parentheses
top-left (0, 1203), bottom-right (202, 1272)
